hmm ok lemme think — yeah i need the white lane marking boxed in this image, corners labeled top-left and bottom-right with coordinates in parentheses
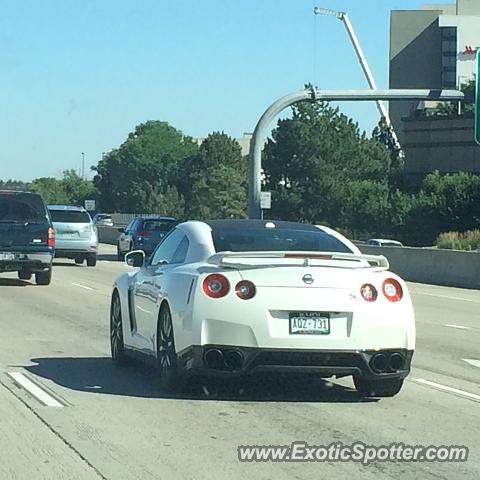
top-left (444, 324), bottom-right (471, 330)
top-left (413, 291), bottom-right (480, 303)
top-left (72, 282), bottom-right (94, 291)
top-left (7, 372), bottom-right (63, 407)
top-left (412, 378), bottom-right (480, 402)
top-left (463, 359), bottom-right (480, 369)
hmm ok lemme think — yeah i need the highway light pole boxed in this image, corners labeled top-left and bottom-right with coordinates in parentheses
top-left (248, 87), bottom-right (464, 219)
top-left (313, 7), bottom-right (403, 154)
top-left (81, 152), bottom-right (85, 179)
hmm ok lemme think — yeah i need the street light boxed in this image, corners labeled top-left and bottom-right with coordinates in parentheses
top-left (313, 7), bottom-right (344, 19)
top-left (314, 6), bottom-right (403, 154)
top-left (81, 152), bottom-right (85, 179)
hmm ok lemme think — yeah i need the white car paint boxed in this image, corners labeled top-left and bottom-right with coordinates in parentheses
top-left (112, 220), bottom-right (415, 388)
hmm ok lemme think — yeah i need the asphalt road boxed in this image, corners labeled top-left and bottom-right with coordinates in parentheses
top-left (0, 244), bottom-right (479, 479)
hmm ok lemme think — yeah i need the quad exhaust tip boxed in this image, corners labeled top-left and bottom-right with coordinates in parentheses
top-left (370, 352), bottom-right (405, 373)
top-left (388, 352), bottom-right (405, 371)
top-left (204, 348), bottom-right (244, 371)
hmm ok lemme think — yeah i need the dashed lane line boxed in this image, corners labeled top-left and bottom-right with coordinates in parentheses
top-left (7, 372), bottom-right (64, 407)
top-left (411, 378), bottom-right (480, 403)
top-left (72, 282), bottom-right (94, 291)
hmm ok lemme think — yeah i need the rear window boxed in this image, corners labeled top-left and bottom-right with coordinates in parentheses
top-left (211, 227), bottom-right (353, 253)
top-left (49, 209), bottom-right (91, 223)
top-left (0, 193), bottom-right (48, 223)
top-left (141, 219), bottom-right (176, 232)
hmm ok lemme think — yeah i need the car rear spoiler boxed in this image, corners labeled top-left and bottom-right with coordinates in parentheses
top-left (206, 251), bottom-right (389, 270)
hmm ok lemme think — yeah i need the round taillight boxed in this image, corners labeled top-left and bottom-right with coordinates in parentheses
top-left (360, 284), bottom-right (377, 302)
top-left (202, 274), bottom-right (230, 298)
top-left (382, 279), bottom-right (403, 302)
top-left (235, 280), bottom-right (256, 300)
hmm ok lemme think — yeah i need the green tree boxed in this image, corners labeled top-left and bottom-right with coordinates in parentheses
top-left (0, 179), bottom-right (27, 190)
top-left (340, 181), bottom-right (411, 236)
top-left (263, 100), bottom-right (390, 225)
top-left (183, 132), bottom-right (247, 219)
top-left (28, 177), bottom-right (68, 204)
top-left (93, 121), bottom-right (198, 213)
top-left (405, 171), bottom-right (480, 243)
top-left (60, 170), bottom-right (97, 205)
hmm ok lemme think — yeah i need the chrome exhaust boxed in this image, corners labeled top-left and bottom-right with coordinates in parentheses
top-left (388, 353), bottom-right (405, 371)
top-left (371, 353), bottom-right (388, 373)
top-left (224, 350), bottom-right (244, 371)
top-left (204, 349), bottom-right (224, 370)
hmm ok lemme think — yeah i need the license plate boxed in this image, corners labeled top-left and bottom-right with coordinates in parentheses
top-left (289, 311), bottom-right (330, 335)
top-left (0, 252), bottom-right (15, 261)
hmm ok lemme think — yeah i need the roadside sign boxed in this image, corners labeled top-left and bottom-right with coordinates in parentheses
top-left (260, 191), bottom-right (271, 210)
top-left (84, 199), bottom-right (96, 211)
top-left (476, 50), bottom-right (480, 145)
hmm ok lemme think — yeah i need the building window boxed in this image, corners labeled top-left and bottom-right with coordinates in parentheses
top-left (440, 27), bottom-right (457, 87)
top-left (441, 26), bottom-right (457, 39)
top-left (442, 56), bottom-right (456, 68)
top-left (442, 40), bottom-right (457, 53)
top-left (442, 71), bottom-right (457, 87)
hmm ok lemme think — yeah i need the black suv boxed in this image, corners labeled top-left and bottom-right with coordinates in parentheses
top-left (0, 190), bottom-right (55, 285)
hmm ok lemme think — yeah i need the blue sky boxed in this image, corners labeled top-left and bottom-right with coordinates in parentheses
top-left (0, 0), bottom-right (424, 181)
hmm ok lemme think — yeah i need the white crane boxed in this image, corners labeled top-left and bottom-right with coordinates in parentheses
top-left (314, 7), bottom-right (403, 155)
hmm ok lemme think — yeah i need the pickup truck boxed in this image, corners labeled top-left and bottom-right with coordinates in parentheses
top-left (0, 190), bottom-right (55, 285)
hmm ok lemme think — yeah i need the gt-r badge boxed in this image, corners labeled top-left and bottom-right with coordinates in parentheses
top-left (302, 274), bottom-right (314, 285)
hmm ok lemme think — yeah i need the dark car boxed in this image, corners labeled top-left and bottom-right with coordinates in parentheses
top-left (117, 216), bottom-right (177, 259)
top-left (0, 190), bottom-right (55, 285)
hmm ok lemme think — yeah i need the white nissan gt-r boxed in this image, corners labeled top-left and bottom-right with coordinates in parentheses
top-left (110, 219), bottom-right (415, 397)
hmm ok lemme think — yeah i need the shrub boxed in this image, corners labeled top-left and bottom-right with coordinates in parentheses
top-left (436, 230), bottom-right (480, 251)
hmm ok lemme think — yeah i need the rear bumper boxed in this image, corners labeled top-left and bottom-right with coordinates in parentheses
top-left (178, 345), bottom-right (414, 380)
top-left (54, 239), bottom-right (98, 257)
top-left (0, 250), bottom-right (54, 273)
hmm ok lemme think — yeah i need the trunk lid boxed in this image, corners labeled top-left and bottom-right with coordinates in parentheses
top-left (0, 192), bottom-right (50, 248)
top-left (0, 222), bottom-right (49, 248)
top-left (48, 209), bottom-right (93, 240)
top-left (237, 265), bottom-right (370, 289)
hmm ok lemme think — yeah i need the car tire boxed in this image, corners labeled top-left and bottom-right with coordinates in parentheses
top-left (110, 292), bottom-right (129, 366)
top-left (18, 270), bottom-right (32, 281)
top-left (117, 244), bottom-right (124, 261)
top-left (354, 377), bottom-right (404, 398)
top-left (86, 254), bottom-right (97, 267)
top-left (35, 266), bottom-right (52, 286)
top-left (157, 304), bottom-right (182, 392)
top-left (75, 257), bottom-right (84, 265)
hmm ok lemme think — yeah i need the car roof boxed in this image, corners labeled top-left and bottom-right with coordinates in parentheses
top-left (205, 219), bottom-right (320, 231)
top-left (48, 204), bottom-right (87, 212)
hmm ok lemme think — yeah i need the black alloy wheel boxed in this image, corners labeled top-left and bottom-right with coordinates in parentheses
top-left (157, 305), bottom-right (181, 391)
top-left (110, 292), bottom-right (128, 366)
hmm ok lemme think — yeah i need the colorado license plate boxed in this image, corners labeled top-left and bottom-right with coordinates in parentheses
top-left (0, 252), bottom-right (15, 261)
top-left (289, 312), bottom-right (330, 335)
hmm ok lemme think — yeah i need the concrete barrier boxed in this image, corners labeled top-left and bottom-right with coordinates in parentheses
top-left (97, 225), bottom-right (480, 289)
top-left (359, 244), bottom-right (480, 289)
top-left (97, 226), bottom-right (121, 246)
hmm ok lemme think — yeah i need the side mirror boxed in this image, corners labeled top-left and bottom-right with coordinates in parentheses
top-left (118, 228), bottom-right (125, 233)
top-left (125, 250), bottom-right (145, 268)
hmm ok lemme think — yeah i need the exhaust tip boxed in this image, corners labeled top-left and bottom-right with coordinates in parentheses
top-left (389, 353), bottom-right (405, 371)
top-left (204, 349), bottom-right (224, 370)
top-left (370, 353), bottom-right (388, 373)
top-left (224, 350), bottom-right (244, 371)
